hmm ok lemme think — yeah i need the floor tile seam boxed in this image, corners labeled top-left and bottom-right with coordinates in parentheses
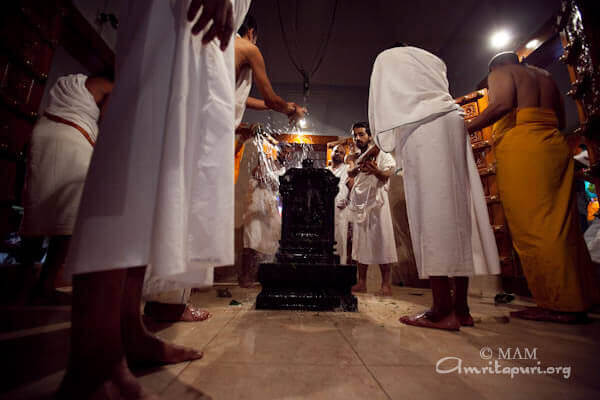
top-left (326, 314), bottom-right (393, 400)
top-left (180, 360), bottom-right (368, 366)
top-left (161, 309), bottom-right (246, 393)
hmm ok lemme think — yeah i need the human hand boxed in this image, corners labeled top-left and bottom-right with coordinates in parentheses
top-left (188, 0), bottom-right (234, 51)
top-left (346, 177), bottom-right (355, 190)
top-left (361, 160), bottom-right (379, 175)
top-left (287, 103), bottom-right (307, 124)
top-left (235, 123), bottom-right (254, 142)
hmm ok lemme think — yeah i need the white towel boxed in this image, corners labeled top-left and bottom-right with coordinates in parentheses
top-left (45, 74), bottom-right (100, 140)
top-left (368, 47), bottom-right (462, 154)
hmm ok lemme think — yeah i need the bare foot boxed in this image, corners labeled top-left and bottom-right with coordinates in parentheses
top-left (57, 358), bottom-right (159, 399)
top-left (351, 282), bottom-right (367, 293)
top-left (456, 313), bottom-right (474, 327)
top-left (399, 310), bottom-right (460, 331)
top-left (124, 318), bottom-right (203, 367)
top-left (181, 305), bottom-right (211, 322)
top-left (375, 285), bottom-right (392, 297)
top-left (144, 302), bottom-right (209, 322)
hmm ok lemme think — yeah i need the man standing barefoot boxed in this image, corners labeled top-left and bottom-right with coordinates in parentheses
top-left (347, 122), bottom-right (398, 296)
top-left (368, 44), bottom-right (500, 330)
top-left (58, 1), bottom-right (240, 398)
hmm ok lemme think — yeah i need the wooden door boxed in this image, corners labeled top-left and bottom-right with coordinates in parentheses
top-left (0, 0), bottom-right (115, 261)
top-left (0, 1), bottom-right (63, 243)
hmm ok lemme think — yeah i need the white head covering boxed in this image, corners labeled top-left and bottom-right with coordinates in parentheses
top-left (574, 150), bottom-right (590, 167)
top-left (368, 46), bottom-right (462, 152)
top-left (45, 73), bottom-right (100, 140)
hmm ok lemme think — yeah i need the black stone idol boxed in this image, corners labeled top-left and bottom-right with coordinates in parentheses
top-left (256, 159), bottom-right (358, 311)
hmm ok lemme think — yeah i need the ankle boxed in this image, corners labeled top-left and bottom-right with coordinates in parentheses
top-left (455, 305), bottom-right (470, 315)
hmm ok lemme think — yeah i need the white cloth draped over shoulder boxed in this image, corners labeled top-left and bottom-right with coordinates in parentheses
top-left (369, 47), bottom-right (463, 157)
top-left (368, 46), bottom-right (499, 278)
top-left (45, 73), bottom-right (100, 141)
top-left (234, 36), bottom-right (253, 128)
top-left (327, 163), bottom-right (349, 264)
top-left (20, 74), bottom-right (99, 236)
top-left (233, 0), bottom-right (253, 128)
top-left (66, 0), bottom-right (245, 292)
top-left (348, 149), bottom-right (398, 265)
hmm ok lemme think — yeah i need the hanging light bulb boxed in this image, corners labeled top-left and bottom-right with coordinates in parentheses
top-left (490, 30), bottom-right (511, 49)
top-left (526, 39), bottom-right (540, 49)
top-left (299, 118), bottom-right (307, 128)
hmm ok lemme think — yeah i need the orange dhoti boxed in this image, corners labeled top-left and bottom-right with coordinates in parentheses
top-left (494, 108), bottom-right (599, 312)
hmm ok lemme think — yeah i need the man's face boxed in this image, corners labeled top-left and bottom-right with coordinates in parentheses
top-left (353, 127), bottom-right (370, 151)
top-left (332, 145), bottom-right (345, 164)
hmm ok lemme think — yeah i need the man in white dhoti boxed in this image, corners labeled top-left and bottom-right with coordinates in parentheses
top-left (233, 14), bottom-right (306, 188)
top-left (240, 141), bottom-right (290, 287)
top-left (368, 43), bottom-right (500, 331)
top-left (347, 122), bottom-right (398, 296)
top-left (327, 145), bottom-right (350, 264)
top-left (20, 73), bottom-right (113, 304)
top-left (141, 2), bottom-right (259, 324)
top-left (58, 2), bottom-right (238, 398)
top-left (234, 15), bottom-right (306, 127)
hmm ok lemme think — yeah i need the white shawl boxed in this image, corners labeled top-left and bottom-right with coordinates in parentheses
top-left (368, 47), bottom-right (462, 153)
top-left (45, 74), bottom-right (100, 140)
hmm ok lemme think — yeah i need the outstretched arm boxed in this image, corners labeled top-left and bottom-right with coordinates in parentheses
top-left (246, 97), bottom-right (269, 110)
top-left (245, 45), bottom-right (306, 122)
top-left (466, 69), bottom-right (515, 133)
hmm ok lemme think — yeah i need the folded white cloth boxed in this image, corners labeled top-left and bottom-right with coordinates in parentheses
top-left (45, 74), bottom-right (99, 140)
top-left (574, 150), bottom-right (590, 167)
top-left (347, 146), bottom-right (385, 225)
top-left (369, 46), bottom-right (462, 154)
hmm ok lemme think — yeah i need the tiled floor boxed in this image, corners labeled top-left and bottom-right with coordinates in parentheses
top-left (3, 278), bottom-right (600, 400)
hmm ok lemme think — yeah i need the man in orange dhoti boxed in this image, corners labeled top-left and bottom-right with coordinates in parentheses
top-left (467, 52), bottom-right (600, 323)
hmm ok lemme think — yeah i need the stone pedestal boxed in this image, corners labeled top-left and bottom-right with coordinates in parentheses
top-left (256, 159), bottom-right (358, 312)
top-left (256, 263), bottom-right (357, 311)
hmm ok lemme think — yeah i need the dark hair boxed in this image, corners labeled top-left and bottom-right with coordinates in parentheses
top-left (93, 66), bottom-right (115, 82)
top-left (578, 143), bottom-right (588, 151)
top-left (351, 121), bottom-right (371, 137)
top-left (488, 52), bottom-right (519, 71)
top-left (238, 15), bottom-right (257, 37)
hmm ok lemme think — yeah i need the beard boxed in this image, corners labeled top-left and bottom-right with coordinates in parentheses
top-left (356, 140), bottom-right (368, 152)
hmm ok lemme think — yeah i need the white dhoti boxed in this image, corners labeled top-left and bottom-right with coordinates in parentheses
top-left (20, 74), bottom-right (99, 237)
top-left (349, 151), bottom-right (398, 265)
top-left (369, 46), bottom-right (499, 279)
top-left (399, 111), bottom-right (499, 277)
top-left (242, 178), bottom-right (281, 256)
top-left (66, 0), bottom-right (241, 291)
top-left (20, 118), bottom-right (94, 236)
top-left (243, 141), bottom-right (283, 256)
top-left (327, 164), bottom-right (350, 264)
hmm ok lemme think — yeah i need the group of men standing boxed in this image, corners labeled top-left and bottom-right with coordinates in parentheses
top-left (14, 0), bottom-right (599, 397)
